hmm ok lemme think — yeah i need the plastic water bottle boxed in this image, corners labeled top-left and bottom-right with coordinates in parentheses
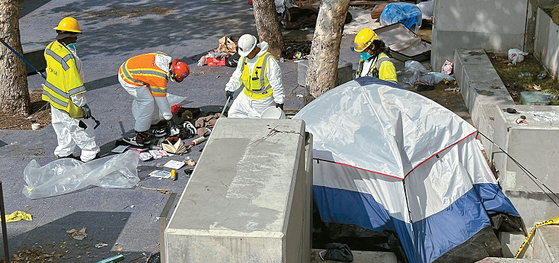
top-left (517, 72), bottom-right (531, 78)
top-left (537, 70), bottom-right (547, 79)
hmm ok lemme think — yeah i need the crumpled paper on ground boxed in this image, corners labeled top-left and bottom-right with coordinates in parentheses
top-left (67, 227), bottom-right (87, 240)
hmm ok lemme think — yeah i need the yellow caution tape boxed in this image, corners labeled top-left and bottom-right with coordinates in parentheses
top-left (514, 217), bottom-right (559, 258)
top-left (1, 211), bottom-right (33, 223)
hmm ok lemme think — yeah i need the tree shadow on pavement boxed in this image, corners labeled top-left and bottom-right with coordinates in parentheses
top-left (0, 211), bottom-right (151, 262)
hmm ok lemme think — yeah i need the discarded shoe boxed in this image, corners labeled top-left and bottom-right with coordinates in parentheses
top-left (122, 136), bottom-right (144, 147)
top-left (153, 127), bottom-right (168, 138)
top-left (122, 132), bottom-right (152, 147)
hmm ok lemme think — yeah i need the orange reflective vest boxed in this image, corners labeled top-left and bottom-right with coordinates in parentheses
top-left (239, 52), bottom-right (273, 100)
top-left (42, 41), bottom-right (86, 118)
top-left (119, 53), bottom-right (169, 97)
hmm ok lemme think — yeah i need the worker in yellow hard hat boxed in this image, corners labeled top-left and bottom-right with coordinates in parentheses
top-left (353, 28), bottom-right (398, 83)
top-left (42, 17), bottom-right (100, 162)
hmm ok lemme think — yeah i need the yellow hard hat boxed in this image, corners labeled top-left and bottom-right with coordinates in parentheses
top-left (353, 28), bottom-right (378, 52)
top-left (54, 17), bottom-right (81, 33)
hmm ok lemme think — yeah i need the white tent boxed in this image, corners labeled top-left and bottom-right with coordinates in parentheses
top-left (294, 78), bottom-right (521, 263)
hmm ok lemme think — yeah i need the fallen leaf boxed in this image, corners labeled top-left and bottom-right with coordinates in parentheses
top-left (533, 84), bottom-right (541, 90)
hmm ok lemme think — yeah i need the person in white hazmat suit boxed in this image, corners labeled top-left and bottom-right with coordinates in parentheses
top-left (42, 17), bottom-right (100, 162)
top-left (225, 34), bottom-right (285, 118)
top-left (118, 53), bottom-right (190, 147)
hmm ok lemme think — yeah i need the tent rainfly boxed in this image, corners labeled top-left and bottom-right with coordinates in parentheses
top-left (294, 77), bottom-right (522, 263)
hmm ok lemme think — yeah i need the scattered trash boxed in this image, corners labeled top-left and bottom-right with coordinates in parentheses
top-left (444, 87), bottom-right (460, 92)
top-left (31, 123), bottom-right (40, 130)
top-left (149, 149), bottom-right (168, 159)
top-left (149, 170), bottom-right (172, 179)
top-left (380, 2), bottom-right (422, 33)
top-left (186, 158), bottom-right (196, 166)
top-left (533, 84), bottom-right (541, 91)
top-left (537, 70), bottom-right (547, 79)
top-left (146, 252), bottom-right (161, 263)
top-left (95, 242), bottom-right (109, 248)
top-left (184, 168), bottom-right (194, 176)
top-left (517, 72), bottom-right (532, 78)
top-left (139, 152), bottom-right (153, 161)
top-left (218, 36), bottom-right (237, 56)
top-left (405, 60), bottom-right (454, 88)
top-left (163, 160), bottom-right (185, 170)
top-left (13, 249), bottom-right (63, 262)
top-left (515, 116), bottom-right (528, 125)
top-left (170, 170), bottom-right (177, 181)
top-left (111, 145), bottom-right (129, 153)
top-left (441, 60), bottom-right (453, 75)
top-left (197, 50), bottom-right (229, 67)
top-left (137, 184), bottom-right (171, 195)
top-left (318, 243), bottom-right (354, 262)
top-left (508, 48), bottom-right (528, 64)
top-left (66, 227), bottom-right (87, 240)
top-left (161, 137), bottom-right (188, 154)
top-left (1, 211), bottom-right (32, 222)
top-left (23, 151), bottom-right (140, 199)
top-left (94, 253), bottom-right (124, 263)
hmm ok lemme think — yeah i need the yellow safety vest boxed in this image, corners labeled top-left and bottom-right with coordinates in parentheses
top-left (240, 52), bottom-right (273, 100)
top-left (42, 41), bottom-right (86, 118)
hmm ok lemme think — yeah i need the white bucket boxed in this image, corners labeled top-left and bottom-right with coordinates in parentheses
top-left (260, 107), bottom-right (286, 119)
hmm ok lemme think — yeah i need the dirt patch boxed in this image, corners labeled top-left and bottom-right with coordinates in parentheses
top-left (487, 52), bottom-right (559, 104)
top-left (0, 89), bottom-right (51, 130)
top-left (410, 80), bottom-right (472, 123)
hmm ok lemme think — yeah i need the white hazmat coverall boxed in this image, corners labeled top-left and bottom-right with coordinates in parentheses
top-left (118, 54), bottom-right (173, 133)
top-left (225, 42), bottom-right (285, 119)
top-left (51, 44), bottom-right (100, 162)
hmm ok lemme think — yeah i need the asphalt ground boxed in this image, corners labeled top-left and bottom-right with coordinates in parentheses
top-left (0, 1), bottom-right (429, 262)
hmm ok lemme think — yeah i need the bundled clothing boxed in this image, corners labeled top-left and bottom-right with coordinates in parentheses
top-left (225, 42), bottom-right (285, 118)
top-left (118, 53), bottom-right (174, 132)
top-left (43, 40), bottom-right (99, 162)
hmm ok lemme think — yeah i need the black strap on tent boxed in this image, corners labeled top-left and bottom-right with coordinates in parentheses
top-left (478, 132), bottom-right (559, 209)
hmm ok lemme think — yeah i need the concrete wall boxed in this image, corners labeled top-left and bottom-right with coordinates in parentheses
top-left (534, 7), bottom-right (559, 81)
top-left (432, 0), bottom-right (528, 70)
top-left (524, 0), bottom-right (559, 53)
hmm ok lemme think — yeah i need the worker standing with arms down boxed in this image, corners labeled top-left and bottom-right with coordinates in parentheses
top-left (353, 28), bottom-right (398, 83)
top-left (42, 17), bottom-right (100, 162)
top-left (118, 52), bottom-right (190, 147)
top-left (225, 34), bottom-right (285, 118)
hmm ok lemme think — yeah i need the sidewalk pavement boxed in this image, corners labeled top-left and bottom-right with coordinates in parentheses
top-left (0, 1), bottom-right (373, 261)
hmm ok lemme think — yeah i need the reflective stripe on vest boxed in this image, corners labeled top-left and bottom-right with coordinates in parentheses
top-left (42, 41), bottom-right (85, 118)
top-left (119, 53), bottom-right (169, 97)
top-left (240, 53), bottom-right (273, 100)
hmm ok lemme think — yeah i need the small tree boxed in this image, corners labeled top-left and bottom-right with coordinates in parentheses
top-left (252, 0), bottom-right (285, 59)
top-left (0, 0), bottom-right (30, 115)
top-left (305, 0), bottom-right (349, 101)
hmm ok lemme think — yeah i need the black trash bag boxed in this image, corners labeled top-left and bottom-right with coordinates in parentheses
top-left (319, 242), bottom-right (354, 262)
top-left (147, 252), bottom-right (160, 263)
top-left (226, 52), bottom-right (241, 67)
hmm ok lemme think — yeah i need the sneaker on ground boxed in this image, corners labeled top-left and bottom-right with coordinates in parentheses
top-left (122, 136), bottom-right (144, 147)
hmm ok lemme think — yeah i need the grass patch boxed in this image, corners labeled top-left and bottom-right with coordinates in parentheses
top-left (487, 52), bottom-right (559, 103)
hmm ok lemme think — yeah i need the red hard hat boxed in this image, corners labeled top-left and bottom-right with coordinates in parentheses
top-left (248, 0), bottom-right (253, 5)
top-left (171, 59), bottom-right (190, 82)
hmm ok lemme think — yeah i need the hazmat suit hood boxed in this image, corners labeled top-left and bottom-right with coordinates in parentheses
top-left (255, 42), bottom-right (269, 57)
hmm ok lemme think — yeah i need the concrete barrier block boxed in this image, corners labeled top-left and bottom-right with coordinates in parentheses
top-left (22, 42), bottom-right (48, 75)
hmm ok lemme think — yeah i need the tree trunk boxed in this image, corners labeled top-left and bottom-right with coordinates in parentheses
top-left (253, 0), bottom-right (285, 60)
top-left (0, 0), bottom-right (30, 116)
top-left (305, 0), bottom-right (349, 101)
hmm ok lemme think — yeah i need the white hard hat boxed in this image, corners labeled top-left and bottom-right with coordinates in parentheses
top-left (237, 34), bottom-right (257, 57)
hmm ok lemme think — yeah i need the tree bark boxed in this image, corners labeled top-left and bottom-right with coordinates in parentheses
top-left (0, 0), bottom-right (30, 116)
top-left (252, 0), bottom-right (285, 60)
top-left (305, 0), bottom-right (349, 101)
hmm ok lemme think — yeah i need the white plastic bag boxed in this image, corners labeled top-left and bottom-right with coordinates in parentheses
top-left (22, 151), bottom-right (140, 199)
top-left (404, 60), bottom-right (430, 87)
top-left (508, 48), bottom-right (528, 64)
